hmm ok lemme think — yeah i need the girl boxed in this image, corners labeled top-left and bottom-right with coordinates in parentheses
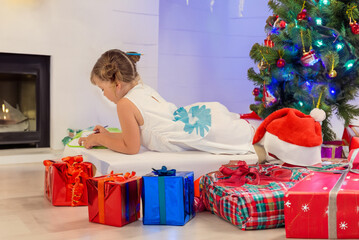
top-left (78, 49), bottom-right (255, 155)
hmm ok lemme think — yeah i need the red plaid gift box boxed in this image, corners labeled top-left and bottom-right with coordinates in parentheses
top-left (43, 155), bottom-right (93, 206)
top-left (200, 161), bottom-right (309, 230)
top-left (87, 171), bottom-right (142, 227)
top-left (285, 149), bottom-right (359, 239)
top-left (342, 125), bottom-right (359, 151)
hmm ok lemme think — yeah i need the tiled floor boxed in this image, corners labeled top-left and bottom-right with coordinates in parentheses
top-left (0, 153), bottom-right (291, 240)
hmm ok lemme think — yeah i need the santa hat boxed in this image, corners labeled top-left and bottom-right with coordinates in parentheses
top-left (252, 108), bottom-right (323, 166)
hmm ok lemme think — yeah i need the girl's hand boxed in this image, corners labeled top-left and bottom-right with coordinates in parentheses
top-left (93, 125), bottom-right (109, 134)
top-left (78, 134), bottom-right (99, 149)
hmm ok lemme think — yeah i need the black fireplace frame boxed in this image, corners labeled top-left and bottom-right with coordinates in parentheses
top-left (0, 53), bottom-right (50, 147)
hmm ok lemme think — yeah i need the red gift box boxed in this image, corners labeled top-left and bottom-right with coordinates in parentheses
top-left (43, 155), bottom-right (94, 206)
top-left (285, 149), bottom-right (359, 239)
top-left (342, 125), bottom-right (359, 151)
top-left (86, 172), bottom-right (142, 227)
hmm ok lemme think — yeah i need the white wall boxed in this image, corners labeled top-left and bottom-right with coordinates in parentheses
top-left (158, 0), bottom-right (270, 113)
top-left (0, 0), bottom-right (159, 150)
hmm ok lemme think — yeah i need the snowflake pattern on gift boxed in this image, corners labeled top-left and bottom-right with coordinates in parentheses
top-left (285, 201), bottom-right (291, 208)
top-left (301, 204), bottom-right (310, 212)
top-left (173, 105), bottom-right (211, 137)
top-left (339, 221), bottom-right (348, 230)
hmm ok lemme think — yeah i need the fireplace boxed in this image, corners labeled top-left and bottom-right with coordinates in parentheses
top-left (0, 53), bottom-right (50, 148)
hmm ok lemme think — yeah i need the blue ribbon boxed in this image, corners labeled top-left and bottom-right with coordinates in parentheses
top-left (152, 166), bottom-right (176, 176)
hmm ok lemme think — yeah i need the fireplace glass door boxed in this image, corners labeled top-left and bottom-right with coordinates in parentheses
top-left (0, 53), bottom-right (50, 148)
top-left (0, 73), bottom-right (37, 132)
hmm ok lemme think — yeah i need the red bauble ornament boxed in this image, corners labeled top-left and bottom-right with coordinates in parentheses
top-left (301, 49), bottom-right (319, 67)
top-left (252, 88), bottom-right (260, 96)
top-left (276, 58), bottom-right (286, 68)
top-left (264, 35), bottom-right (274, 48)
top-left (297, 9), bottom-right (307, 21)
top-left (279, 20), bottom-right (286, 29)
top-left (350, 21), bottom-right (359, 35)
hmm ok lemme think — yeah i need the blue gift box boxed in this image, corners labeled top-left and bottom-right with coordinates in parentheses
top-left (142, 170), bottom-right (195, 225)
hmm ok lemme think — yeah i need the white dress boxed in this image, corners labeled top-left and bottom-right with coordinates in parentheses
top-left (124, 83), bottom-right (255, 154)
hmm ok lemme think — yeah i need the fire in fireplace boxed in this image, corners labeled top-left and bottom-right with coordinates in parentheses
top-left (0, 53), bottom-right (50, 148)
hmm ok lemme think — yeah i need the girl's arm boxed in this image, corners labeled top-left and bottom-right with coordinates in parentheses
top-left (78, 98), bottom-right (141, 154)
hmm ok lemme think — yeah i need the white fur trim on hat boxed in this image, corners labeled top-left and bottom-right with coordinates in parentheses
top-left (256, 131), bottom-right (322, 166)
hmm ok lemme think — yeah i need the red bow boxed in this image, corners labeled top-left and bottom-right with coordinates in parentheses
top-left (217, 161), bottom-right (295, 187)
top-left (218, 161), bottom-right (260, 187)
top-left (98, 171), bottom-right (137, 183)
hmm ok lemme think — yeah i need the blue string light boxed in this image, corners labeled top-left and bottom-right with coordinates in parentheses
top-left (271, 27), bottom-right (280, 35)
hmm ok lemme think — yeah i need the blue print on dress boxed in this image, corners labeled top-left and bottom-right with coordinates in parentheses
top-left (173, 105), bottom-right (211, 137)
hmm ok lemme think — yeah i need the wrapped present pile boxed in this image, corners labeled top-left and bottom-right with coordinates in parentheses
top-left (43, 161), bottom-right (195, 228)
top-left (40, 108), bottom-right (359, 234)
top-left (200, 161), bottom-right (309, 230)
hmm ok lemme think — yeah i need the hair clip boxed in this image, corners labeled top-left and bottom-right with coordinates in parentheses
top-left (126, 52), bottom-right (142, 56)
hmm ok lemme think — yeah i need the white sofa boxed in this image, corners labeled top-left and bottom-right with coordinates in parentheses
top-left (63, 145), bottom-right (259, 179)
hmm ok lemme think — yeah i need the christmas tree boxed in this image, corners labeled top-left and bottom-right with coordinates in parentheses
top-left (248, 0), bottom-right (359, 140)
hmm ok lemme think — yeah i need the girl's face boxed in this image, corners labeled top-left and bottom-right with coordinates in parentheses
top-left (93, 76), bottom-right (119, 104)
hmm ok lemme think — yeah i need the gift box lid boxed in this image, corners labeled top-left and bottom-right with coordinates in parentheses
top-left (288, 171), bottom-right (342, 194)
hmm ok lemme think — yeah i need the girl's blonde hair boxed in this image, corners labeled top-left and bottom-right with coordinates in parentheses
top-left (91, 49), bottom-right (141, 84)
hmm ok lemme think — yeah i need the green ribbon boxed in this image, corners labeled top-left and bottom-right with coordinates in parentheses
top-left (158, 176), bottom-right (166, 224)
